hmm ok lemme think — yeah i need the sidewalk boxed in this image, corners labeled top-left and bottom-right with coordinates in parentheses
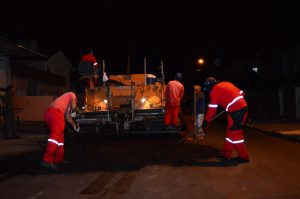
top-left (0, 131), bottom-right (47, 179)
top-left (0, 121), bottom-right (48, 160)
top-left (245, 120), bottom-right (300, 142)
top-left (0, 133), bottom-right (47, 159)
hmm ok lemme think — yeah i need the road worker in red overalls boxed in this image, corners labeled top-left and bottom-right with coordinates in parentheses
top-left (164, 73), bottom-right (184, 130)
top-left (40, 92), bottom-right (79, 172)
top-left (202, 77), bottom-right (250, 164)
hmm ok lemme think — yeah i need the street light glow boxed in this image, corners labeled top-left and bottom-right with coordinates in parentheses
top-left (252, 67), bottom-right (259, 73)
top-left (196, 58), bottom-right (205, 72)
top-left (198, 58), bottom-right (204, 65)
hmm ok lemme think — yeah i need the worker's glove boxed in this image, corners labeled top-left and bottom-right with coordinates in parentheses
top-left (71, 110), bottom-right (76, 118)
top-left (202, 120), bottom-right (208, 129)
top-left (73, 124), bottom-right (80, 133)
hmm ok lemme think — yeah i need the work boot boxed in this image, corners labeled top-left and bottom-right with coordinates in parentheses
top-left (164, 125), bottom-right (174, 130)
top-left (218, 158), bottom-right (237, 166)
top-left (195, 132), bottom-right (205, 140)
top-left (175, 125), bottom-right (182, 132)
top-left (217, 153), bottom-right (225, 160)
top-left (56, 160), bottom-right (71, 165)
top-left (40, 161), bottom-right (59, 172)
top-left (218, 154), bottom-right (238, 166)
top-left (164, 125), bottom-right (170, 130)
top-left (196, 127), bottom-right (204, 133)
top-left (231, 157), bottom-right (250, 164)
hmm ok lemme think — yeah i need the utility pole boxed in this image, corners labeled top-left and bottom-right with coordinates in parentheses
top-left (160, 60), bottom-right (165, 85)
top-left (127, 54), bottom-right (130, 75)
top-left (144, 58), bottom-right (147, 85)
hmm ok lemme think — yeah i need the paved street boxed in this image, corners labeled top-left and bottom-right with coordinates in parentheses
top-left (0, 118), bottom-right (300, 198)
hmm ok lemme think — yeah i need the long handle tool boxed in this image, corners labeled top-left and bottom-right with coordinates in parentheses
top-left (157, 109), bottom-right (226, 158)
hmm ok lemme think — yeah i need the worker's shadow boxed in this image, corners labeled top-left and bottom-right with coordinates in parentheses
top-left (145, 140), bottom-right (239, 167)
top-left (31, 133), bottom-right (238, 176)
top-left (170, 159), bottom-right (238, 167)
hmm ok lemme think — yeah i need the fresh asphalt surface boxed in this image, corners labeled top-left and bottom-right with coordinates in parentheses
top-left (0, 117), bottom-right (300, 199)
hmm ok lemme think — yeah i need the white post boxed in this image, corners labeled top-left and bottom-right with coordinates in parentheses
top-left (160, 60), bottom-right (165, 107)
top-left (161, 60), bottom-right (165, 85)
top-left (102, 60), bottom-right (106, 73)
top-left (144, 58), bottom-right (147, 85)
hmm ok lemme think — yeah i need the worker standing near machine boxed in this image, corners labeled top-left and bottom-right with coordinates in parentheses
top-left (79, 49), bottom-right (102, 86)
top-left (40, 91), bottom-right (80, 172)
top-left (194, 85), bottom-right (206, 139)
top-left (164, 73), bottom-right (184, 130)
top-left (202, 77), bottom-right (250, 164)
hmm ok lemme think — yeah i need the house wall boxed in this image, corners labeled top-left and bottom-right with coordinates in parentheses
top-left (14, 77), bottom-right (28, 96)
top-left (13, 76), bottom-right (67, 96)
top-left (38, 82), bottom-right (62, 96)
top-left (13, 96), bottom-right (55, 121)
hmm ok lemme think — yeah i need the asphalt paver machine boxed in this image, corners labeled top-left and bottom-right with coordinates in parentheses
top-left (76, 72), bottom-right (183, 135)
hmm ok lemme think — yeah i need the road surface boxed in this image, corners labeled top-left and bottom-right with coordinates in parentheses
top-left (0, 117), bottom-right (299, 199)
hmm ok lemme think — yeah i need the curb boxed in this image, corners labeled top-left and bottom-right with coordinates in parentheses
top-left (245, 125), bottom-right (300, 142)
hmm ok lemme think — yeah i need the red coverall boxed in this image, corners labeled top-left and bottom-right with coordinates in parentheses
top-left (42, 92), bottom-right (77, 164)
top-left (205, 82), bottom-right (249, 160)
top-left (164, 80), bottom-right (184, 127)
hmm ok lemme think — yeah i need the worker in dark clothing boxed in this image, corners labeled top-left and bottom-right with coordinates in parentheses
top-left (0, 63), bottom-right (20, 140)
top-left (0, 86), bottom-right (20, 139)
top-left (80, 50), bottom-right (98, 67)
top-left (77, 49), bottom-right (103, 109)
top-left (202, 77), bottom-right (250, 164)
top-left (78, 49), bottom-right (102, 87)
top-left (194, 85), bottom-right (206, 139)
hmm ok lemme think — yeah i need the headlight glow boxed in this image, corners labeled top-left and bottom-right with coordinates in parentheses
top-left (141, 98), bottom-right (146, 103)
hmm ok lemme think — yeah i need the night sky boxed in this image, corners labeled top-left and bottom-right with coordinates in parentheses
top-left (1, 1), bottom-right (300, 88)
